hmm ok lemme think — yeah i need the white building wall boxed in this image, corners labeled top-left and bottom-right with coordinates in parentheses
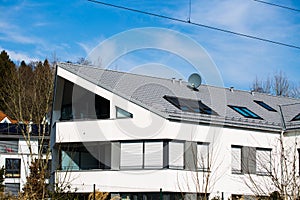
top-left (52, 66), bottom-right (297, 199)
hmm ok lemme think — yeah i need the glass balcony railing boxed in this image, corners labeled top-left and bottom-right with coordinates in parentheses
top-left (0, 123), bottom-right (50, 136)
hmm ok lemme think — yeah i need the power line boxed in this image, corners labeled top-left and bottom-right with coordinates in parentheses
top-left (253, 0), bottom-right (300, 12)
top-left (87, 0), bottom-right (300, 50)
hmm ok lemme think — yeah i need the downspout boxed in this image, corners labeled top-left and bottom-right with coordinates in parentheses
top-left (278, 105), bottom-right (287, 200)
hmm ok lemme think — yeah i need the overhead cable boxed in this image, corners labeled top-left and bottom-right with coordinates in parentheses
top-left (253, 0), bottom-right (300, 12)
top-left (87, 0), bottom-right (300, 50)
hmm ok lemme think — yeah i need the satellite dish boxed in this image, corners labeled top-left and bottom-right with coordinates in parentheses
top-left (188, 73), bottom-right (202, 89)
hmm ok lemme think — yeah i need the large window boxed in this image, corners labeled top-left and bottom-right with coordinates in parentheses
top-left (197, 143), bottom-right (209, 171)
top-left (5, 158), bottom-right (21, 178)
top-left (60, 144), bottom-right (100, 171)
top-left (168, 141), bottom-right (184, 169)
top-left (60, 80), bottom-right (110, 120)
top-left (120, 141), bottom-right (163, 169)
top-left (120, 142), bottom-right (143, 169)
top-left (256, 148), bottom-right (271, 175)
top-left (163, 95), bottom-right (218, 115)
top-left (231, 146), bottom-right (242, 174)
top-left (144, 142), bottom-right (164, 169)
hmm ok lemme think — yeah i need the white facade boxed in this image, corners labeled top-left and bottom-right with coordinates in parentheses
top-left (51, 63), bottom-right (300, 199)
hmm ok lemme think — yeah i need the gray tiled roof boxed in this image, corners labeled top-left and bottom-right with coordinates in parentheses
top-left (58, 63), bottom-right (300, 132)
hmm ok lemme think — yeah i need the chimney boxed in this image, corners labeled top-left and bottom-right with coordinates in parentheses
top-left (171, 78), bottom-right (175, 83)
top-left (179, 78), bottom-right (182, 85)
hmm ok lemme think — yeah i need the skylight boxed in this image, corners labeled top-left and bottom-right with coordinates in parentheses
top-left (254, 100), bottom-right (277, 112)
top-left (163, 95), bottom-right (218, 115)
top-left (228, 105), bottom-right (263, 120)
top-left (291, 113), bottom-right (300, 121)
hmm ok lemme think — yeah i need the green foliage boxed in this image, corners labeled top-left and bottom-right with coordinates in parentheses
top-left (0, 166), bottom-right (5, 193)
top-left (21, 159), bottom-right (49, 199)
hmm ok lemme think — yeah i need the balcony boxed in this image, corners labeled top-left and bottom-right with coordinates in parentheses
top-left (0, 123), bottom-right (50, 136)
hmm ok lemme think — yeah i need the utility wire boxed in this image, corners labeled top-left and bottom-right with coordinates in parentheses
top-left (253, 0), bottom-right (300, 13)
top-left (87, 0), bottom-right (300, 50)
top-left (188, 0), bottom-right (191, 23)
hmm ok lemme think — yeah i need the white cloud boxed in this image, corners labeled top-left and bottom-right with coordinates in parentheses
top-left (0, 47), bottom-right (39, 63)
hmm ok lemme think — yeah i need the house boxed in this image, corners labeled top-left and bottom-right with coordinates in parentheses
top-left (0, 111), bottom-right (17, 124)
top-left (0, 112), bottom-right (50, 196)
top-left (50, 62), bottom-right (300, 199)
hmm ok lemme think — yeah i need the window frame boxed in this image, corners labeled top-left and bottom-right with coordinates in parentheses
top-left (163, 95), bottom-right (218, 115)
top-left (197, 142), bottom-right (209, 171)
top-left (292, 113), bottom-right (300, 121)
top-left (120, 141), bottom-right (164, 170)
top-left (231, 145), bottom-right (243, 174)
top-left (228, 105), bottom-right (263, 120)
top-left (168, 141), bottom-right (185, 169)
top-left (116, 106), bottom-right (133, 119)
top-left (256, 148), bottom-right (272, 176)
top-left (5, 158), bottom-right (21, 178)
top-left (254, 100), bottom-right (277, 112)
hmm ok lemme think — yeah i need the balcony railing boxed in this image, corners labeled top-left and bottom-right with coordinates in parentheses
top-left (0, 123), bottom-right (50, 136)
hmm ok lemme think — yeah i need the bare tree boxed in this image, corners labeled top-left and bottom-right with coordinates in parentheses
top-left (243, 134), bottom-right (300, 199)
top-left (0, 55), bottom-right (54, 199)
top-left (251, 71), bottom-right (299, 98)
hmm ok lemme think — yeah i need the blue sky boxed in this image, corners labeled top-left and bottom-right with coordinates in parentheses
top-left (1, 0), bottom-right (300, 90)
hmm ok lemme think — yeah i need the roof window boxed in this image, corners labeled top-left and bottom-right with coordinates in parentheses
top-left (254, 100), bottom-right (277, 112)
top-left (163, 95), bottom-right (218, 115)
top-left (291, 113), bottom-right (300, 121)
top-left (228, 105), bottom-right (263, 120)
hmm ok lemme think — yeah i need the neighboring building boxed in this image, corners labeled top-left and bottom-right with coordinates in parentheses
top-left (0, 113), bottom-right (50, 196)
top-left (50, 63), bottom-right (300, 199)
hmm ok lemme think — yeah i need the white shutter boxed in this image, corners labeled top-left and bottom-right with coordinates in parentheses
top-left (231, 147), bottom-right (242, 173)
top-left (144, 142), bottom-right (163, 169)
top-left (256, 149), bottom-right (271, 174)
top-left (120, 142), bottom-right (143, 169)
top-left (197, 143), bottom-right (209, 170)
top-left (169, 142), bottom-right (184, 169)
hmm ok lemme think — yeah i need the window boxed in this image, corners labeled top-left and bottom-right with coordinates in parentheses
top-left (5, 183), bottom-right (20, 196)
top-left (292, 113), bottom-right (300, 121)
top-left (231, 146), bottom-right (242, 174)
top-left (197, 143), bottom-right (209, 170)
top-left (168, 141), bottom-right (184, 169)
top-left (116, 107), bottom-right (133, 118)
top-left (61, 148), bottom-right (99, 171)
top-left (228, 105), bottom-right (262, 119)
top-left (61, 150), bottom-right (80, 170)
top-left (254, 100), bottom-right (277, 112)
top-left (256, 148), bottom-right (271, 175)
top-left (144, 142), bottom-right (163, 169)
top-left (0, 140), bottom-right (18, 153)
top-left (163, 95), bottom-right (218, 115)
top-left (5, 158), bottom-right (21, 178)
top-left (120, 141), bottom-right (163, 169)
top-left (60, 79), bottom-right (110, 120)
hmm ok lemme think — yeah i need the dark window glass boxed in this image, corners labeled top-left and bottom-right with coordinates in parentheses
top-left (229, 105), bottom-right (263, 120)
top-left (5, 158), bottom-right (21, 178)
top-left (292, 113), bottom-right (300, 121)
top-left (60, 79), bottom-right (110, 120)
top-left (254, 100), bottom-right (277, 112)
top-left (163, 95), bottom-right (218, 115)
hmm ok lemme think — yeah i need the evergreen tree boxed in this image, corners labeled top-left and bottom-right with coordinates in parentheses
top-left (0, 50), bottom-right (17, 113)
top-left (21, 159), bottom-right (49, 199)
